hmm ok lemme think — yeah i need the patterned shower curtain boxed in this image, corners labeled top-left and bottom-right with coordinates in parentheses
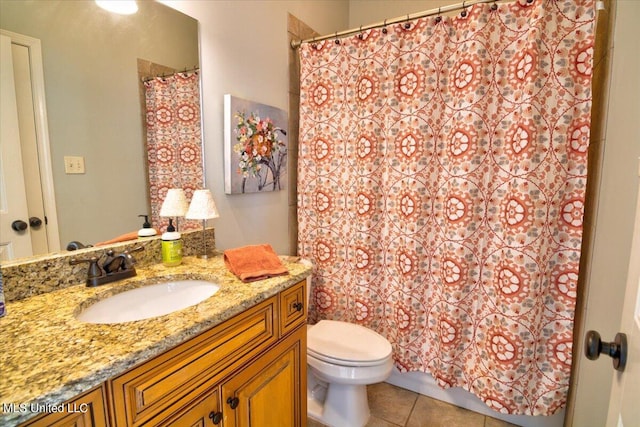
top-left (298, 0), bottom-right (595, 416)
top-left (144, 71), bottom-right (203, 232)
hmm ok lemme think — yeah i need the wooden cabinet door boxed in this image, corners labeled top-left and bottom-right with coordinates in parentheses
top-left (110, 297), bottom-right (276, 426)
top-left (22, 387), bottom-right (108, 427)
top-left (221, 327), bottom-right (306, 427)
top-left (279, 280), bottom-right (306, 337)
top-left (153, 388), bottom-right (222, 427)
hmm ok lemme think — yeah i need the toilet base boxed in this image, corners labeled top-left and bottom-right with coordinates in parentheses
top-left (307, 371), bottom-right (370, 427)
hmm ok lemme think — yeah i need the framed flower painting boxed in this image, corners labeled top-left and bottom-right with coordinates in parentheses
top-left (224, 94), bottom-right (288, 194)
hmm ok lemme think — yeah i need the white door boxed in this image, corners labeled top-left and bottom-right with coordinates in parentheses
top-left (0, 29), bottom-right (60, 259)
top-left (606, 161), bottom-right (640, 426)
top-left (0, 33), bottom-right (33, 260)
top-left (10, 36), bottom-right (50, 255)
top-left (570, 1), bottom-right (640, 426)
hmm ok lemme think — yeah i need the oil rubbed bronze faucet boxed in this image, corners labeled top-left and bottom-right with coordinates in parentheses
top-left (70, 246), bottom-right (144, 287)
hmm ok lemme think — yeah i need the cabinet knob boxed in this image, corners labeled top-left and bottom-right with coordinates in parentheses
top-left (293, 302), bottom-right (303, 312)
top-left (208, 411), bottom-right (222, 424)
top-left (227, 396), bottom-right (239, 409)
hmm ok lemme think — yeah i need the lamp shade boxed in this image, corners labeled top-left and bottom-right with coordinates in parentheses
top-left (160, 189), bottom-right (189, 217)
top-left (186, 189), bottom-right (220, 220)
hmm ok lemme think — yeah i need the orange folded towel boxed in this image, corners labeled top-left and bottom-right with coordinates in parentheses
top-left (94, 231), bottom-right (140, 246)
top-left (224, 244), bottom-right (289, 282)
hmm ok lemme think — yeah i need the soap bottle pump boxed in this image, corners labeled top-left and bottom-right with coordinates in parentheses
top-left (138, 214), bottom-right (158, 237)
top-left (161, 219), bottom-right (183, 266)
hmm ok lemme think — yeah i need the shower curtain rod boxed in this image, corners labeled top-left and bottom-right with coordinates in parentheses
top-left (290, 0), bottom-right (507, 49)
top-left (141, 66), bottom-right (199, 82)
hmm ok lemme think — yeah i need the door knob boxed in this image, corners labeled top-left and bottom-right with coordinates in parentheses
top-left (29, 216), bottom-right (43, 227)
top-left (293, 302), bottom-right (303, 312)
top-left (11, 220), bottom-right (28, 232)
top-left (585, 330), bottom-right (627, 372)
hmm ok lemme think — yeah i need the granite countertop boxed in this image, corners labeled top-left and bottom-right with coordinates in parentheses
top-left (0, 254), bottom-right (311, 426)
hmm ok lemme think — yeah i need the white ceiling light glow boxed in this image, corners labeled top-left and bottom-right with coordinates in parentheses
top-left (95, 1), bottom-right (138, 15)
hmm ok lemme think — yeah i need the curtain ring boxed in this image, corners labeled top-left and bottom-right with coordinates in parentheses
top-left (435, 7), bottom-right (442, 23)
top-left (382, 18), bottom-right (388, 34)
top-left (461, 1), bottom-right (468, 17)
top-left (404, 14), bottom-right (411, 29)
top-left (358, 25), bottom-right (364, 40)
top-left (491, 1), bottom-right (498, 11)
top-left (334, 31), bottom-right (340, 45)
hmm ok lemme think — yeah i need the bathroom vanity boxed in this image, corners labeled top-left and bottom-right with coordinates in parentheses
top-left (0, 255), bottom-right (310, 426)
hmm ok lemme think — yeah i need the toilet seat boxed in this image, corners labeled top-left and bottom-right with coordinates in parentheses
top-left (307, 320), bottom-right (392, 367)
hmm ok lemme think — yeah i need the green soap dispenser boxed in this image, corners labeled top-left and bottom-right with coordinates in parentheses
top-left (161, 219), bottom-right (183, 266)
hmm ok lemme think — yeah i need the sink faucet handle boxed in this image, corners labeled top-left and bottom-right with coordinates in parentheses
top-left (69, 256), bottom-right (103, 279)
top-left (122, 245), bottom-right (144, 269)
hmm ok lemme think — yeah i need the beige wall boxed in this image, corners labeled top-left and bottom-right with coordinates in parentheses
top-left (162, 0), bottom-right (349, 254)
top-left (0, 1), bottom-right (198, 247)
top-left (348, 0), bottom-right (460, 26)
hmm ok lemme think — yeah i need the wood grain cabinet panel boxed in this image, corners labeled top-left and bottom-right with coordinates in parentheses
top-left (221, 327), bottom-right (306, 427)
top-left (279, 280), bottom-right (306, 337)
top-left (153, 388), bottom-right (221, 427)
top-left (110, 297), bottom-right (277, 426)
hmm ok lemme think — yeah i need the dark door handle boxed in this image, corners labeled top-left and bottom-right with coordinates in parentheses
top-left (208, 411), bottom-right (222, 424)
top-left (29, 217), bottom-right (43, 227)
top-left (11, 220), bottom-right (28, 232)
top-left (293, 302), bottom-right (303, 312)
top-left (585, 330), bottom-right (627, 372)
top-left (227, 396), bottom-right (239, 409)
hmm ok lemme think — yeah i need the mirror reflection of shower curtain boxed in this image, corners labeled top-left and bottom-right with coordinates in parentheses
top-left (297, 0), bottom-right (596, 416)
top-left (144, 71), bottom-right (203, 233)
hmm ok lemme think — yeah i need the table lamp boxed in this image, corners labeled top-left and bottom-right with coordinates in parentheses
top-left (159, 188), bottom-right (189, 232)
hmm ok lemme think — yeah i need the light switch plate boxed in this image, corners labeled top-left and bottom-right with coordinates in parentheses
top-left (64, 156), bottom-right (85, 174)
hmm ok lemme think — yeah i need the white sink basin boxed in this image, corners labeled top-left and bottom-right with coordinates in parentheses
top-left (76, 280), bottom-right (220, 324)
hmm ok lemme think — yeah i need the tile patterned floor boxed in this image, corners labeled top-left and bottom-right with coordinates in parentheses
top-left (308, 382), bottom-right (520, 427)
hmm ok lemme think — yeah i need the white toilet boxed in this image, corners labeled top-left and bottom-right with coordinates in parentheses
top-left (306, 314), bottom-right (393, 425)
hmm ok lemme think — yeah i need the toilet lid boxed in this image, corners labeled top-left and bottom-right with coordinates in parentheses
top-left (307, 320), bottom-right (392, 365)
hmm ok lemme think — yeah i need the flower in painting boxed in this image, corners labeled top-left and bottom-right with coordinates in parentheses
top-left (233, 111), bottom-right (287, 192)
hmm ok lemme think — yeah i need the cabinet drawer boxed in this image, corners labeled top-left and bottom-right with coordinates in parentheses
top-left (279, 280), bottom-right (306, 336)
top-left (110, 297), bottom-right (277, 426)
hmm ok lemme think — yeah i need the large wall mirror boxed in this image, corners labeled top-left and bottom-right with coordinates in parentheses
top-left (0, 0), bottom-right (200, 257)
